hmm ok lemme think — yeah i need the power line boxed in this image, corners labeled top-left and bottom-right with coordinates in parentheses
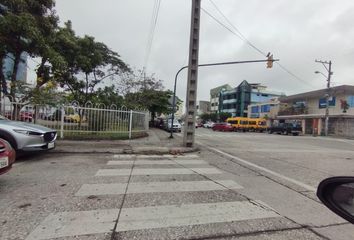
top-left (208, 0), bottom-right (266, 56)
top-left (143, 0), bottom-right (161, 71)
top-left (204, 1), bottom-right (315, 88)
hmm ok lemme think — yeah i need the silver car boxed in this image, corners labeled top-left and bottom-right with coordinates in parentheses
top-left (0, 115), bottom-right (57, 152)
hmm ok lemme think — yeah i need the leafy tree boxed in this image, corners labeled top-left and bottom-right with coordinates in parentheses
top-left (0, 0), bottom-right (58, 101)
top-left (56, 28), bottom-right (130, 105)
top-left (200, 112), bottom-right (231, 122)
top-left (125, 89), bottom-right (172, 122)
top-left (219, 112), bottom-right (232, 122)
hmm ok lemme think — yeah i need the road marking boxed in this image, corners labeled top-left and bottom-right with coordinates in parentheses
top-left (75, 180), bottom-right (243, 196)
top-left (26, 201), bottom-right (278, 239)
top-left (201, 144), bottom-right (316, 192)
top-left (113, 154), bottom-right (199, 159)
top-left (26, 208), bottom-right (119, 240)
top-left (107, 159), bottom-right (208, 165)
top-left (95, 167), bottom-right (222, 176)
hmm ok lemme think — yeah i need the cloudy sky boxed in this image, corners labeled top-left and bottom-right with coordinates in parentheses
top-left (30, 0), bottom-right (354, 103)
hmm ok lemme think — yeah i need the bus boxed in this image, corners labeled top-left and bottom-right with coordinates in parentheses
top-left (226, 117), bottom-right (249, 131)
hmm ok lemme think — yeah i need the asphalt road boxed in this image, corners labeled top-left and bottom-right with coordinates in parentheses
top-left (1, 129), bottom-right (354, 239)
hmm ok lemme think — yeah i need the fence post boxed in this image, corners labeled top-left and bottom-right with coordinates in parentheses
top-left (60, 106), bottom-right (65, 139)
top-left (145, 112), bottom-right (149, 131)
top-left (129, 110), bottom-right (133, 139)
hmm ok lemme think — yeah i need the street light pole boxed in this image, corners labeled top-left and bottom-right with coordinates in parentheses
top-left (315, 60), bottom-right (333, 136)
top-left (169, 59), bottom-right (279, 139)
top-left (169, 66), bottom-right (188, 139)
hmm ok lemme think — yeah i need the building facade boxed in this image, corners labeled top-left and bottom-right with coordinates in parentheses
top-left (248, 98), bottom-right (281, 120)
top-left (277, 85), bottom-right (354, 137)
top-left (219, 80), bottom-right (283, 117)
top-left (196, 100), bottom-right (210, 116)
top-left (210, 84), bottom-right (232, 113)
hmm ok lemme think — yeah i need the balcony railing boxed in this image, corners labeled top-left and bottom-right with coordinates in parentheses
top-left (278, 106), bottom-right (308, 116)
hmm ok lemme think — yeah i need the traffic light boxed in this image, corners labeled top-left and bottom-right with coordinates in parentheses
top-left (267, 54), bottom-right (273, 68)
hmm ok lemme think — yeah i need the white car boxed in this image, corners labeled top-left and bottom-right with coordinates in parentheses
top-left (203, 122), bottom-right (215, 128)
top-left (0, 115), bottom-right (57, 152)
top-left (165, 119), bottom-right (182, 132)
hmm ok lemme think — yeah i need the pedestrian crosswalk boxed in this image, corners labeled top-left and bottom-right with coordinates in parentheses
top-left (26, 154), bottom-right (280, 240)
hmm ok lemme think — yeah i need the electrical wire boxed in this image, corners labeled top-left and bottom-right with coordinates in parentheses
top-left (204, 0), bottom-right (315, 88)
top-left (143, 0), bottom-right (161, 71)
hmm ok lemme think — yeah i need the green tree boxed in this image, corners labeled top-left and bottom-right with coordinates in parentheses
top-left (125, 89), bottom-right (172, 122)
top-left (219, 112), bottom-right (232, 122)
top-left (0, 0), bottom-right (58, 101)
top-left (56, 29), bottom-right (130, 105)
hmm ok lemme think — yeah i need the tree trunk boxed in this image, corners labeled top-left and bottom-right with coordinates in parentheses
top-left (10, 52), bottom-right (21, 120)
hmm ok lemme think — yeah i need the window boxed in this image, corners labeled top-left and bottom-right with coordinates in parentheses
top-left (348, 96), bottom-right (354, 107)
top-left (261, 105), bottom-right (270, 113)
top-left (319, 97), bottom-right (336, 108)
top-left (251, 106), bottom-right (259, 113)
top-left (228, 120), bottom-right (238, 124)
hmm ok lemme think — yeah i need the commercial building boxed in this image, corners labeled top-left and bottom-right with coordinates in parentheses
top-left (248, 98), bottom-right (281, 120)
top-left (219, 80), bottom-right (283, 117)
top-left (277, 85), bottom-right (354, 137)
top-left (2, 52), bottom-right (28, 82)
top-left (196, 100), bottom-right (210, 116)
top-left (210, 84), bottom-right (232, 113)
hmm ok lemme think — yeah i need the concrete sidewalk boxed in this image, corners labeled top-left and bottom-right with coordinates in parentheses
top-left (52, 128), bottom-right (198, 155)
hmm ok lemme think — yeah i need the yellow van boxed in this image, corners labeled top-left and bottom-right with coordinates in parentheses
top-left (226, 117), bottom-right (249, 131)
top-left (248, 118), bottom-right (267, 132)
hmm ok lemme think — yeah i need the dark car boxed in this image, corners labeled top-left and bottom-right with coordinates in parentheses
top-left (212, 122), bottom-right (233, 132)
top-left (0, 138), bottom-right (16, 175)
top-left (268, 122), bottom-right (302, 136)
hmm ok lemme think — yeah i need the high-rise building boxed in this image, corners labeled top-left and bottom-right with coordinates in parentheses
top-left (219, 80), bottom-right (283, 117)
top-left (210, 84), bottom-right (233, 113)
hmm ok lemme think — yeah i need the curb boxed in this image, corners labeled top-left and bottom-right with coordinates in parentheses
top-left (48, 146), bottom-right (200, 155)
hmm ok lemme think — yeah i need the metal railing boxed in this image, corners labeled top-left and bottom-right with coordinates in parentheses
top-left (0, 96), bottom-right (149, 139)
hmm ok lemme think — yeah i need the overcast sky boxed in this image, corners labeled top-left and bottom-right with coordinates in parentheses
top-left (29, 0), bottom-right (354, 103)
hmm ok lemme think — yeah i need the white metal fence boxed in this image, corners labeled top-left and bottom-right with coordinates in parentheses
top-left (0, 96), bottom-right (149, 139)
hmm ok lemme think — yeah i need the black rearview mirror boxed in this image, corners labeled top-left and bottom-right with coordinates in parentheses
top-left (317, 177), bottom-right (354, 224)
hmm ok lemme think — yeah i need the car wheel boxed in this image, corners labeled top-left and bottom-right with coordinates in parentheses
top-left (268, 130), bottom-right (272, 134)
top-left (0, 133), bottom-right (18, 151)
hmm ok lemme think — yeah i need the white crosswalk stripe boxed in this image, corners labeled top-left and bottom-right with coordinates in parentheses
top-left (26, 154), bottom-right (280, 240)
top-left (26, 201), bottom-right (278, 240)
top-left (75, 180), bottom-right (243, 196)
top-left (95, 167), bottom-right (222, 176)
top-left (107, 159), bottom-right (207, 165)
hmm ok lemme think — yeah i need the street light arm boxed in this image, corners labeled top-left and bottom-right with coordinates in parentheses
top-left (169, 58), bottom-right (280, 138)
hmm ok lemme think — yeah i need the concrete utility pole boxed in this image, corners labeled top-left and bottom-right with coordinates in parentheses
top-left (183, 0), bottom-right (201, 147)
top-left (315, 60), bottom-right (333, 136)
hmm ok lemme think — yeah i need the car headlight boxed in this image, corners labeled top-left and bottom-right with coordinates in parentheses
top-left (13, 129), bottom-right (43, 136)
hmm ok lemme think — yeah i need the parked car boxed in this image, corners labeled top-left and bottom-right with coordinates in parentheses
top-left (268, 122), bottom-right (302, 136)
top-left (212, 122), bottom-right (234, 132)
top-left (0, 115), bottom-right (57, 152)
top-left (203, 121), bottom-right (215, 128)
top-left (64, 114), bottom-right (81, 123)
top-left (165, 119), bottom-right (182, 132)
top-left (0, 138), bottom-right (16, 175)
top-left (19, 111), bottom-right (33, 122)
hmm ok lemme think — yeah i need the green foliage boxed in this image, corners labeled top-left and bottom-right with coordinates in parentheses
top-left (125, 89), bottom-right (172, 121)
top-left (219, 112), bottom-right (232, 122)
top-left (0, 0), bottom-right (58, 98)
top-left (200, 112), bottom-right (231, 122)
